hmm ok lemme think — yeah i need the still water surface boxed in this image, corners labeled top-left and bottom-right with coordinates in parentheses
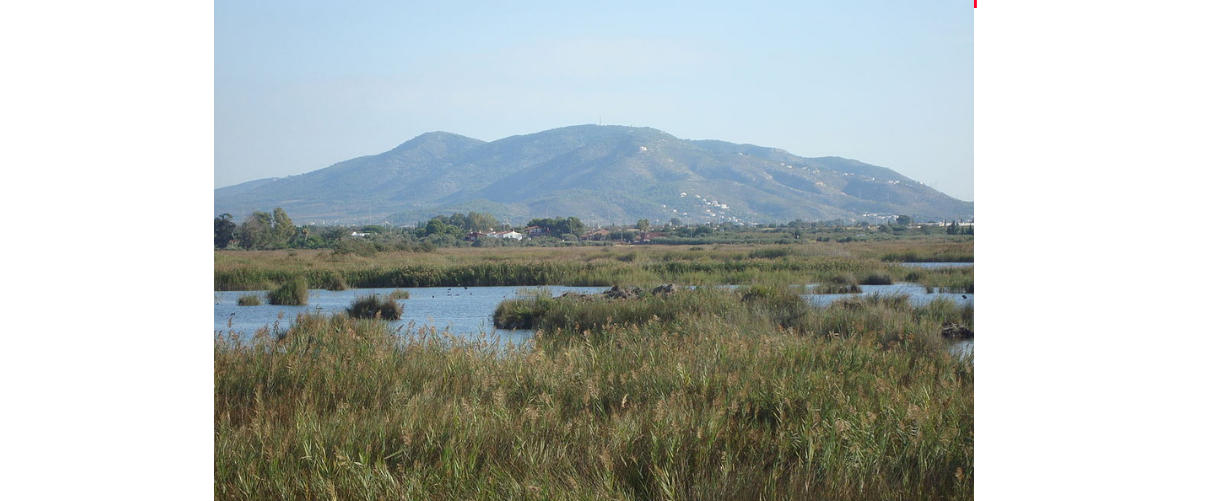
top-left (215, 286), bottom-right (608, 344)
top-left (215, 282), bottom-right (973, 356)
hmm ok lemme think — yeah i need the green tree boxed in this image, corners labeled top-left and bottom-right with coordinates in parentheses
top-left (423, 217), bottom-right (464, 238)
top-left (235, 208), bottom-right (297, 249)
top-left (465, 211), bottom-right (500, 233)
top-left (322, 226), bottom-right (351, 241)
top-left (236, 211), bottom-right (274, 249)
top-left (448, 212), bottom-right (468, 230)
top-left (525, 216), bottom-right (583, 238)
top-left (273, 207), bottom-right (297, 246)
top-left (424, 219), bottom-right (450, 237)
top-left (214, 213), bottom-right (236, 249)
top-left (636, 219), bottom-right (650, 232)
top-left (563, 216), bottom-right (584, 237)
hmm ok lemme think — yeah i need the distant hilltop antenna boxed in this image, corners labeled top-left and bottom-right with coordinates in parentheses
top-left (598, 116), bottom-right (602, 126)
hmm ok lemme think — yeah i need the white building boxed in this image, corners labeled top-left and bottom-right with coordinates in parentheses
top-left (488, 231), bottom-right (524, 240)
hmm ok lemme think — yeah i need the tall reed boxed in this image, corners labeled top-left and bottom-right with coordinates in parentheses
top-left (216, 307), bottom-right (973, 500)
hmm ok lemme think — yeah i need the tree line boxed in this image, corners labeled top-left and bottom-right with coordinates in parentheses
top-left (216, 209), bottom-right (592, 250)
top-left (216, 208), bottom-right (970, 251)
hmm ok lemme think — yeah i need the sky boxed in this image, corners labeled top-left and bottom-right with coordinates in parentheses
top-left (215, 0), bottom-right (973, 200)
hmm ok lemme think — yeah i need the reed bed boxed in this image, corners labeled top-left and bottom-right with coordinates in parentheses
top-left (858, 240), bottom-right (974, 263)
top-left (917, 266), bottom-right (975, 293)
top-left (497, 286), bottom-right (971, 351)
top-left (216, 240), bottom-right (973, 499)
top-left (215, 302), bottom-right (973, 500)
top-left (215, 243), bottom-right (964, 291)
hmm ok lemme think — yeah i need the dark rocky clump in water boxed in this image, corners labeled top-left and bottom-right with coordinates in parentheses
top-left (940, 322), bottom-right (973, 339)
top-left (559, 285), bottom-right (677, 301)
top-left (602, 285), bottom-right (643, 299)
top-left (651, 284), bottom-right (677, 295)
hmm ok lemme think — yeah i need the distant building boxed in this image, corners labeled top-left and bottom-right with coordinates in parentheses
top-left (639, 232), bottom-right (667, 243)
top-left (583, 229), bottom-right (611, 241)
top-left (492, 231), bottom-right (524, 240)
top-left (467, 230), bottom-right (523, 241)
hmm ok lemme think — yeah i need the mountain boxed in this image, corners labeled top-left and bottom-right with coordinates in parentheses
top-left (215, 125), bottom-right (973, 226)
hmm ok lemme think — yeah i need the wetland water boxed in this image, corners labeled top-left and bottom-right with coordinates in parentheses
top-left (215, 281), bottom-right (973, 356)
top-left (214, 286), bottom-right (610, 344)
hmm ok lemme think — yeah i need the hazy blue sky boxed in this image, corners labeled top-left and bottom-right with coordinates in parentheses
top-left (216, 0), bottom-right (973, 200)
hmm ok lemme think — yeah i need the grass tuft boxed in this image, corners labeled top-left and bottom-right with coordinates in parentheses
top-left (347, 295), bottom-right (404, 320)
top-left (267, 277), bottom-right (308, 305)
top-left (236, 293), bottom-right (262, 306)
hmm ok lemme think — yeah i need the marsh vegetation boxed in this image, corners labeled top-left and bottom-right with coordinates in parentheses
top-left (215, 236), bottom-right (972, 500)
top-left (216, 299), bottom-right (972, 500)
top-left (215, 239), bottom-right (972, 293)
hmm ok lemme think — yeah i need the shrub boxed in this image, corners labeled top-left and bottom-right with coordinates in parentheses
top-left (747, 246), bottom-right (792, 259)
top-left (348, 295), bottom-right (403, 320)
top-left (326, 273), bottom-right (350, 291)
top-left (811, 274), bottom-right (862, 294)
top-left (614, 252), bottom-right (638, 262)
top-left (388, 289), bottom-right (410, 300)
top-left (333, 238), bottom-right (382, 257)
top-left (236, 294), bottom-right (261, 306)
top-left (740, 285), bottom-right (809, 330)
top-left (268, 277), bottom-right (308, 305)
top-left (859, 272), bottom-right (893, 285)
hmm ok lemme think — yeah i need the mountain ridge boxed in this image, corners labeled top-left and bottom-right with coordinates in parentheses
top-left (215, 125), bottom-right (972, 225)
